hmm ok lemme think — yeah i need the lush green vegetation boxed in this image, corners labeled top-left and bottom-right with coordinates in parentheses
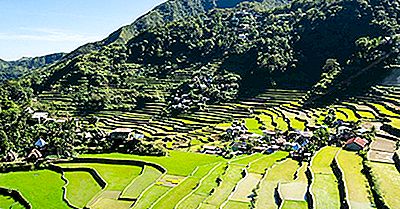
top-left (370, 162), bottom-right (400, 208)
top-left (122, 166), bottom-right (162, 199)
top-left (64, 171), bottom-right (102, 208)
top-left (59, 163), bottom-right (142, 190)
top-left (0, 170), bottom-right (69, 209)
top-left (248, 151), bottom-right (288, 174)
top-left (281, 200), bottom-right (308, 209)
top-left (202, 164), bottom-right (244, 207)
top-left (310, 147), bottom-right (340, 209)
top-left (337, 150), bottom-right (373, 208)
top-left (254, 159), bottom-right (299, 209)
top-left (0, 195), bottom-right (24, 209)
top-left (176, 163), bottom-right (227, 209)
top-left (80, 151), bottom-right (225, 176)
top-left (132, 185), bottom-right (171, 209)
top-left (223, 200), bottom-right (250, 209)
top-left (0, 53), bottom-right (65, 81)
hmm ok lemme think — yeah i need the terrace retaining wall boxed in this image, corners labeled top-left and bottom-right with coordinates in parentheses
top-left (361, 159), bottom-right (390, 209)
top-left (381, 124), bottom-right (400, 138)
top-left (48, 164), bottom-right (107, 189)
top-left (305, 167), bottom-right (314, 209)
top-left (0, 187), bottom-right (31, 209)
top-left (394, 151), bottom-right (400, 173)
top-left (331, 152), bottom-right (350, 209)
top-left (66, 158), bottom-right (167, 173)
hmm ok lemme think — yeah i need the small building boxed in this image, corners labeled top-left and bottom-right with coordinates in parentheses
top-left (35, 138), bottom-right (47, 148)
top-left (109, 128), bottom-right (133, 141)
top-left (337, 126), bottom-right (352, 135)
top-left (133, 134), bottom-right (145, 140)
top-left (31, 112), bottom-right (49, 124)
top-left (345, 137), bottom-right (369, 151)
top-left (4, 151), bottom-right (18, 162)
top-left (27, 149), bottom-right (42, 161)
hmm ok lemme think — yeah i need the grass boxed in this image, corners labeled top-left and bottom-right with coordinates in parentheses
top-left (281, 200), bottom-right (308, 209)
top-left (152, 177), bottom-right (199, 209)
top-left (337, 150), bottom-right (372, 208)
top-left (287, 115), bottom-right (305, 130)
top-left (230, 172), bottom-right (262, 202)
top-left (153, 164), bottom-right (216, 209)
top-left (338, 108), bottom-right (359, 121)
top-left (203, 164), bottom-right (244, 207)
top-left (122, 166), bottom-right (162, 199)
top-left (312, 146), bottom-right (340, 173)
top-left (310, 146), bottom-right (340, 209)
top-left (59, 163), bottom-right (142, 190)
top-left (92, 197), bottom-right (132, 209)
top-left (176, 163), bottom-right (227, 209)
top-left (259, 114), bottom-right (274, 130)
top-left (245, 118), bottom-right (263, 135)
top-left (0, 195), bottom-right (24, 209)
top-left (335, 111), bottom-right (348, 121)
top-left (371, 103), bottom-right (398, 117)
top-left (275, 117), bottom-right (289, 131)
top-left (248, 151), bottom-right (288, 174)
top-left (357, 111), bottom-right (375, 119)
top-left (370, 162), bottom-right (400, 208)
top-left (222, 200), bottom-right (250, 209)
top-left (0, 170), bottom-right (69, 209)
top-left (80, 150), bottom-right (225, 176)
top-left (230, 153), bottom-right (265, 165)
top-left (64, 171), bottom-right (102, 208)
top-left (132, 185), bottom-right (171, 209)
top-left (254, 159), bottom-right (299, 209)
top-left (279, 163), bottom-right (308, 207)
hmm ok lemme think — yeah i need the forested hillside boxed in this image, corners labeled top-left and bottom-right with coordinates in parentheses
top-left (0, 53), bottom-right (65, 81)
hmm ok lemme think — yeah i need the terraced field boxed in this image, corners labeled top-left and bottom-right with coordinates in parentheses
top-left (0, 170), bottom-right (69, 209)
top-left (254, 159), bottom-right (300, 209)
top-left (4, 84), bottom-right (400, 208)
top-left (64, 171), bottom-right (102, 208)
top-left (0, 195), bottom-right (24, 209)
top-left (310, 147), bottom-right (341, 209)
top-left (337, 150), bottom-right (373, 209)
top-left (369, 162), bottom-right (400, 208)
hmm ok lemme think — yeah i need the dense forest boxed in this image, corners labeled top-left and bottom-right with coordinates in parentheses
top-left (0, 0), bottom-right (400, 158)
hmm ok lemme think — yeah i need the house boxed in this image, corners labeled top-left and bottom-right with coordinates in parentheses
top-left (26, 149), bottom-right (42, 161)
top-left (4, 151), bottom-right (18, 162)
top-left (337, 126), bottom-right (352, 135)
top-left (35, 138), bottom-right (47, 148)
top-left (133, 134), bottom-right (145, 140)
top-left (109, 128), bottom-right (133, 141)
top-left (31, 112), bottom-right (49, 124)
top-left (345, 137), bottom-right (369, 151)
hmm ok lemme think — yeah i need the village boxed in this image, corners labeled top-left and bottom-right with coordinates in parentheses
top-left (201, 117), bottom-right (373, 161)
top-left (1, 105), bottom-right (375, 165)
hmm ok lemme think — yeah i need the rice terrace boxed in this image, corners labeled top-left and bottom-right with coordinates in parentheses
top-left (0, 0), bottom-right (400, 208)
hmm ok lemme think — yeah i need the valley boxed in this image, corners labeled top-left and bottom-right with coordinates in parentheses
top-left (0, 0), bottom-right (400, 208)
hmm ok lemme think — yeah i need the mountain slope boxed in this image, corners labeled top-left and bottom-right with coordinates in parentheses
top-left (0, 53), bottom-right (65, 82)
top-left (65, 0), bottom-right (290, 60)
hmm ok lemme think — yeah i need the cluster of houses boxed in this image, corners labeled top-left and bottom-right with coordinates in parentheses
top-left (3, 138), bottom-right (47, 163)
top-left (202, 119), bottom-right (372, 161)
top-left (2, 107), bottom-right (147, 163)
